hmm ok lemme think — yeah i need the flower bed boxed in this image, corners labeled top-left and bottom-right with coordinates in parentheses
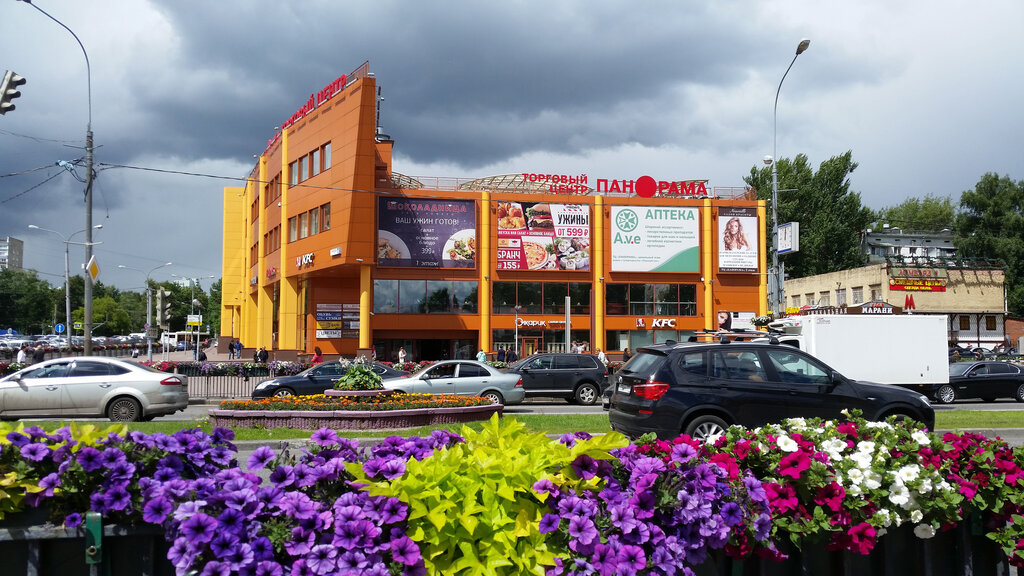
top-left (2, 412), bottom-right (1024, 575)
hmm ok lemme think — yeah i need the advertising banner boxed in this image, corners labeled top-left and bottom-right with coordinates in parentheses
top-left (495, 201), bottom-right (591, 270)
top-left (610, 206), bottom-right (700, 272)
top-left (888, 278), bottom-right (947, 292)
top-left (717, 207), bottom-right (759, 273)
top-left (315, 303), bottom-right (360, 338)
top-left (377, 198), bottom-right (476, 268)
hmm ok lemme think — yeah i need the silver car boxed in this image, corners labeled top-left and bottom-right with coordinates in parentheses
top-left (382, 360), bottom-right (525, 405)
top-left (0, 357), bottom-right (189, 422)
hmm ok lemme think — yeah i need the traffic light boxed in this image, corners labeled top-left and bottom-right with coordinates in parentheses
top-left (155, 290), bottom-right (166, 326)
top-left (0, 70), bottom-right (26, 115)
top-left (160, 289), bottom-right (172, 328)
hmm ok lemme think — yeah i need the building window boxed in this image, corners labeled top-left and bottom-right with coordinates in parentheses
top-left (322, 143), bottom-right (331, 171)
top-left (543, 283), bottom-right (567, 315)
top-left (399, 280), bottom-right (427, 314)
top-left (288, 217), bottom-right (297, 242)
top-left (869, 284), bottom-right (882, 301)
top-left (492, 282), bottom-right (517, 313)
top-left (630, 284), bottom-right (654, 316)
top-left (836, 288), bottom-right (847, 306)
top-left (321, 203), bottom-right (331, 231)
top-left (298, 213), bottom-right (309, 239)
top-left (289, 162), bottom-right (298, 186)
top-left (852, 287), bottom-right (863, 303)
top-left (606, 284), bottom-right (628, 315)
top-left (453, 281), bottom-right (478, 313)
top-left (310, 209), bottom-right (319, 235)
top-left (604, 283), bottom-right (694, 316)
top-left (373, 279), bottom-right (398, 313)
top-left (568, 283), bottom-right (592, 315)
top-left (985, 315), bottom-right (996, 331)
top-left (959, 316), bottom-right (971, 331)
top-left (518, 282), bottom-right (542, 314)
top-left (298, 156), bottom-right (308, 183)
top-left (819, 292), bottom-right (830, 306)
top-left (791, 295), bottom-right (801, 307)
top-left (311, 149), bottom-right (321, 177)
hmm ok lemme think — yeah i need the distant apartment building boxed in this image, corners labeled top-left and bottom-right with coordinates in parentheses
top-left (0, 236), bottom-right (24, 270)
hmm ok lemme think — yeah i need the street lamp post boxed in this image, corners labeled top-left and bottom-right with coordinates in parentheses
top-left (21, 0), bottom-right (96, 354)
top-left (769, 38), bottom-right (810, 316)
top-left (172, 274), bottom-right (215, 359)
top-left (513, 305), bottom-right (522, 358)
top-left (119, 262), bottom-right (172, 361)
top-left (28, 224), bottom-right (102, 342)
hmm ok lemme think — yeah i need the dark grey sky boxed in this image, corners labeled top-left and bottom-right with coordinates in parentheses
top-left (2, 0), bottom-right (1021, 291)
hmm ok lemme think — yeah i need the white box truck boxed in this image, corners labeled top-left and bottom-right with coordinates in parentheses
top-left (763, 314), bottom-right (949, 390)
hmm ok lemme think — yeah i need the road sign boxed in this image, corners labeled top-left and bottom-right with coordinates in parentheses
top-left (144, 322), bottom-right (150, 329)
top-left (86, 255), bottom-right (100, 281)
top-left (73, 322), bottom-right (83, 330)
top-left (55, 323), bottom-right (65, 334)
top-left (145, 327), bottom-right (159, 339)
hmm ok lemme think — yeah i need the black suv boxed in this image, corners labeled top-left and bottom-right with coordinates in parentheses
top-left (608, 340), bottom-right (934, 441)
top-left (505, 353), bottom-right (607, 405)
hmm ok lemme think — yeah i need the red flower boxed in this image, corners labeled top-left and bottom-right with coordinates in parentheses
top-left (836, 421), bottom-right (858, 437)
top-left (814, 482), bottom-right (846, 513)
top-left (847, 522), bottom-right (877, 555)
top-left (765, 482), bottom-right (799, 514)
top-left (709, 453), bottom-right (740, 481)
top-left (778, 452), bottom-right (812, 479)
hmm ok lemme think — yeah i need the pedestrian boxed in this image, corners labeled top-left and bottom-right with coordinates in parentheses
top-left (398, 346), bottom-right (407, 364)
top-left (227, 341), bottom-right (235, 360)
top-left (497, 346), bottom-right (506, 363)
top-left (596, 348), bottom-right (607, 364)
top-left (131, 345), bottom-right (140, 359)
top-left (255, 346), bottom-right (268, 363)
top-left (32, 344), bottom-right (46, 364)
top-left (235, 340), bottom-right (243, 358)
top-left (506, 347), bottom-right (518, 363)
top-left (16, 345), bottom-right (27, 364)
top-left (312, 346), bottom-right (323, 364)
top-left (622, 347), bottom-right (632, 362)
top-left (197, 349), bottom-right (208, 362)
top-left (476, 348), bottom-right (487, 362)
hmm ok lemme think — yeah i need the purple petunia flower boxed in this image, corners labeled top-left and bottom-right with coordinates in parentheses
top-left (217, 508), bottom-right (246, 534)
top-left (200, 560), bottom-right (231, 576)
top-left (671, 442), bottom-right (698, 463)
top-left (38, 472), bottom-right (61, 494)
top-left (251, 537), bottom-right (275, 562)
top-left (390, 536), bottom-right (421, 566)
top-left (290, 559), bottom-right (313, 576)
top-left (379, 497), bottom-right (407, 524)
top-left (210, 532), bottom-right (241, 559)
top-left (168, 537), bottom-right (196, 570)
top-left (721, 502), bottom-right (744, 526)
top-left (311, 428), bottom-right (339, 446)
top-left (572, 455), bottom-right (599, 479)
top-left (618, 544), bottom-right (647, 573)
top-left (568, 515), bottom-right (598, 545)
top-left (255, 560), bottom-right (283, 576)
top-left (20, 443), bottom-right (50, 462)
top-left (268, 465), bottom-right (295, 487)
top-left (143, 497), bottom-right (173, 524)
top-left (63, 513), bottom-right (83, 529)
top-left (539, 513), bottom-right (561, 533)
top-left (99, 447), bottom-right (127, 467)
top-left (103, 486), bottom-right (131, 512)
top-left (6, 431), bottom-right (29, 448)
top-left (378, 459), bottom-right (405, 480)
top-left (754, 513), bottom-right (772, 541)
top-left (181, 512), bottom-right (218, 544)
top-left (247, 446), bottom-right (276, 471)
top-left (306, 544), bottom-right (338, 575)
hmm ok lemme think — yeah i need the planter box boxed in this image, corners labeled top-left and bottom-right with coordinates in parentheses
top-left (323, 389), bottom-right (397, 398)
top-left (0, 523), bottom-right (172, 576)
top-left (209, 404), bottom-right (502, 430)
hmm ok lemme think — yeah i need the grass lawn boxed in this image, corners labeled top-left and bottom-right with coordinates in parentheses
top-left (14, 410), bottom-right (1024, 442)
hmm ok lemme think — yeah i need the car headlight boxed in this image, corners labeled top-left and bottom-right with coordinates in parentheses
top-left (254, 381), bottom-right (276, 390)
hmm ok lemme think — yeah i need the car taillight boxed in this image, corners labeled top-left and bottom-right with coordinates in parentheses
top-left (514, 377), bottom-right (523, 388)
top-left (161, 376), bottom-right (184, 386)
top-left (633, 381), bottom-right (669, 401)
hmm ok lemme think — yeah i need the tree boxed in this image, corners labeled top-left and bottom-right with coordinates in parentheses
top-left (0, 268), bottom-right (56, 333)
top-left (873, 195), bottom-right (957, 233)
top-left (73, 296), bottom-right (132, 336)
top-left (207, 278), bottom-right (222, 336)
top-left (954, 173), bottom-right (1024, 315)
top-left (745, 151), bottom-right (875, 280)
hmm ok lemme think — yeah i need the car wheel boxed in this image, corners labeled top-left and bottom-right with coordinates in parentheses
top-left (575, 382), bottom-right (600, 406)
top-left (935, 385), bottom-right (956, 404)
top-left (108, 397), bottom-right (142, 422)
top-left (273, 388), bottom-right (296, 398)
top-left (1017, 384), bottom-right (1024, 403)
top-left (684, 415), bottom-right (729, 443)
top-left (482, 391), bottom-right (504, 405)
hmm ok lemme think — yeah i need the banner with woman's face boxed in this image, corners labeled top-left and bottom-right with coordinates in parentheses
top-left (717, 207), bottom-right (759, 272)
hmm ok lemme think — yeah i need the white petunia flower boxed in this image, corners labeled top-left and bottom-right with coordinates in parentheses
top-left (846, 468), bottom-right (864, 485)
top-left (850, 451), bottom-right (873, 469)
top-left (910, 510), bottom-right (923, 523)
top-left (857, 441), bottom-right (876, 454)
top-left (911, 430), bottom-right (931, 445)
top-left (786, 417), bottom-right (807, 430)
top-left (776, 435), bottom-right (799, 452)
top-left (847, 484), bottom-right (863, 497)
top-left (876, 509), bottom-right (892, 527)
top-left (897, 464), bottom-right (920, 483)
top-left (917, 477), bottom-right (933, 494)
top-left (937, 480), bottom-right (953, 492)
top-left (877, 527), bottom-right (888, 537)
top-left (914, 524), bottom-right (936, 539)
top-left (822, 438), bottom-right (847, 456)
top-left (864, 471), bottom-right (882, 490)
top-left (889, 484), bottom-right (911, 506)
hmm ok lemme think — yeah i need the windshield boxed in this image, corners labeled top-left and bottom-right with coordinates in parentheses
top-left (619, 351), bottom-right (666, 376)
top-left (949, 363), bottom-right (973, 377)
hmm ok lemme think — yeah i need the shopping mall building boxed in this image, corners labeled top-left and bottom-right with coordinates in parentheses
top-left (220, 62), bottom-right (768, 362)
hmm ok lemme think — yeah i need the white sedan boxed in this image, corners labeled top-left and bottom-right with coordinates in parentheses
top-left (382, 360), bottom-right (525, 405)
top-left (0, 357), bottom-right (189, 422)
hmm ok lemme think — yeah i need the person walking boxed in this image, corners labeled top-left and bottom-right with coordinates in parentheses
top-left (596, 348), bottom-right (607, 364)
top-left (235, 340), bottom-right (243, 358)
top-left (227, 341), bottom-right (235, 360)
top-left (506, 347), bottom-right (518, 363)
top-left (255, 346), bottom-right (268, 363)
top-left (32, 344), bottom-right (46, 364)
top-left (496, 346), bottom-right (506, 363)
top-left (16, 345), bottom-right (27, 364)
top-left (622, 347), bottom-right (632, 362)
top-left (398, 346), bottom-right (407, 364)
top-left (311, 346), bottom-right (323, 364)
top-left (476, 349), bottom-right (487, 362)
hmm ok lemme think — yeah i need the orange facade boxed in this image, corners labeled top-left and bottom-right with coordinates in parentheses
top-left (222, 63), bottom-right (768, 361)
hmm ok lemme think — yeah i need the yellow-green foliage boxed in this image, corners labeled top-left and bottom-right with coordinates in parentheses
top-left (348, 414), bottom-right (629, 575)
top-left (0, 422), bottom-right (127, 520)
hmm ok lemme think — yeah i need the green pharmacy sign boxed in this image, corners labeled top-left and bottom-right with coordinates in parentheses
top-left (610, 206), bottom-right (700, 272)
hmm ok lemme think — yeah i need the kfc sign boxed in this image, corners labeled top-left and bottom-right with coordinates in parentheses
top-left (636, 318), bottom-right (677, 328)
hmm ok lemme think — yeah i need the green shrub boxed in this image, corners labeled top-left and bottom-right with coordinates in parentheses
top-left (347, 413), bottom-right (628, 575)
top-left (333, 363), bottom-right (383, 390)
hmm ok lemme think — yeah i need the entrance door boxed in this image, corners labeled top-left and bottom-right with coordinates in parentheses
top-left (520, 337), bottom-right (541, 358)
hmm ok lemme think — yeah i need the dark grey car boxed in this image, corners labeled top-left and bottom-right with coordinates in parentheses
top-left (504, 353), bottom-right (607, 405)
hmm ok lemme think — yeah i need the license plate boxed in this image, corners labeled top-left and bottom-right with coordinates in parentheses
top-left (617, 383), bottom-right (630, 394)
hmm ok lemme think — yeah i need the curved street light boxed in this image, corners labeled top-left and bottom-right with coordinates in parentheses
top-left (28, 224), bottom-right (102, 341)
top-left (119, 262), bottom-right (173, 361)
top-left (769, 38), bottom-right (810, 316)
top-left (172, 274), bottom-right (216, 359)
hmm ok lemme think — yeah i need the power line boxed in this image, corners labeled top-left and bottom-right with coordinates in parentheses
top-left (0, 170), bottom-right (67, 204)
